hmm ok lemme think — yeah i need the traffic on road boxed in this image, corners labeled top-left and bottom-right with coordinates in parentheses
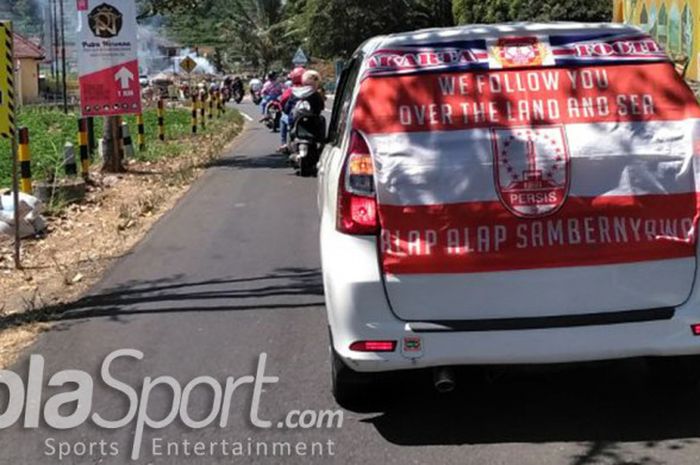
top-left (4, 1), bottom-right (700, 464)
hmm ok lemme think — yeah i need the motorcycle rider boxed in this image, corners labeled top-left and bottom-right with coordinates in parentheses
top-left (259, 72), bottom-right (283, 118)
top-left (249, 76), bottom-right (263, 101)
top-left (278, 66), bottom-right (306, 151)
top-left (280, 70), bottom-right (325, 154)
top-left (232, 76), bottom-right (244, 94)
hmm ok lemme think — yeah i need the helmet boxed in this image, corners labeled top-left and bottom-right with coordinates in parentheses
top-left (302, 70), bottom-right (321, 89)
top-left (267, 71), bottom-right (278, 81)
top-left (288, 66), bottom-right (306, 86)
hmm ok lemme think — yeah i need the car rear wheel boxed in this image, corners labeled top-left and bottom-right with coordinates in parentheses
top-left (330, 349), bottom-right (380, 409)
top-left (647, 355), bottom-right (700, 388)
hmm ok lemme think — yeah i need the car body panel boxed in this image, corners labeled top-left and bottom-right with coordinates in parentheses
top-left (319, 22), bottom-right (700, 371)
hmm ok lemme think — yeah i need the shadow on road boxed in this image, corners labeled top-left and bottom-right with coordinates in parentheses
top-left (362, 362), bottom-right (699, 464)
top-left (0, 267), bottom-right (324, 330)
top-left (207, 151), bottom-right (290, 170)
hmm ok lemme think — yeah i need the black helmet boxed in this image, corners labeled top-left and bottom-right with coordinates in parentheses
top-left (267, 71), bottom-right (278, 81)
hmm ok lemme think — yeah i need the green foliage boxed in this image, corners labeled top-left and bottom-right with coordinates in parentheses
top-left (452, 0), bottom-right (612, 25)
top-left (157, 0), bottom-right (613, 63)
top-left (164, 0), bottom-right (295, 72)
top-left (304, 0), bottom-right (455, 58)
top-left (0, 107), bottom-right (240, 187)
top-left (136, 0), bottom-right (209, 19)
top-left (0, 0), bottom-right (43, 36)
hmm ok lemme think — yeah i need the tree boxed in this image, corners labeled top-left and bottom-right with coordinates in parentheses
top-left (453, 0), bottom-right (611, 24)
top-left (408, 0), bottom-right (455, 30)
top-left (304, 0), bottom-right (457, 59)
top-left (305, 0), bottom-right (411, 58)
top-left (11, 0), bottom-right (42, 35)
top-left (137, 0), bottom-right (207, 19)
top-left (164, 0), bottom-right (295, 73)
top-left (517, 0), bottom-right (612, 23)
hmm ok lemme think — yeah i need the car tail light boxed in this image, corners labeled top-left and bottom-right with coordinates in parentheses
top-left (337, 131), bottom-right (379, 235)
top-left (349, 340), bottom-right (397, 352)
top-left (691, 324), bottom-right (700, 336)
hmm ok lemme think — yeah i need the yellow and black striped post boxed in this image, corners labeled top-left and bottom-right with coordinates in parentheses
top-left (87, 116), bottom-right (96, 159)
top-left (136, 113), bottom-right (145, 151)
top-left (1, 21), bottom-right (19, 268)
top-left (199, 93), bottom-right (206, 130)
top-left (78, 118), bottom-right (89, 178)
top-left (157, 98), bottom-right (165, 141)
top-left (191, 95), bottom-right (197, 134)
top-left (208, 93), bottom-right (213, 120)
top-left (18, 127), bottom-right (31, 194)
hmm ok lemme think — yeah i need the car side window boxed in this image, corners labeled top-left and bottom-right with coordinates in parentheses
top-left (328, 58), bottom-right (362, 147)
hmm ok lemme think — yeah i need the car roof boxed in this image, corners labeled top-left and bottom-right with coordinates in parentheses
top-left (359, 22), bottom-right (643, 55)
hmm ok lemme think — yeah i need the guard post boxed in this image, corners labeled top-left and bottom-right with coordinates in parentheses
top-left (78, 117), bottom-right (89, 178)
top-left (136, 113), bottom-right (145, 151)
top-left (64, 142), bottom-right (77, 177)
top-left (191, 95), bottom-right (197, 134)
top-left (18, 127), bottom-right (31, 194)
top-left (157, 98), bottom-right (165, 141)
top-left (121, 121), bottom-right (135, 159)
top-left (200, 93), bottom-right (206, 130)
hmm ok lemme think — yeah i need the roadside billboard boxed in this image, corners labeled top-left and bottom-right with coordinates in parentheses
top-left (614, 0), bottom-right (700, 79)
top-left (77, 0), bottom-right (142, 116)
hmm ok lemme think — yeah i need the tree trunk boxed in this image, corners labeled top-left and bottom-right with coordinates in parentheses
top-left (101, 116), bottom-right (124, 173)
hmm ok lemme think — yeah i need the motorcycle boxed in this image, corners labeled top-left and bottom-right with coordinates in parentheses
top-left (221, 86), bottom-right (231, 103)
top-left (289, 103), bottom-right (326, 177)
top-left (251, 89), bottom-right (262, 105)
top-left (264, 99), bottom-right (282, 132)
top-left (232, 87), bottom-right (244, 104)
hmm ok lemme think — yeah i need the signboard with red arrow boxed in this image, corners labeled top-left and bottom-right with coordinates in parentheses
top-left (77, 0), bottom-right (141, 116)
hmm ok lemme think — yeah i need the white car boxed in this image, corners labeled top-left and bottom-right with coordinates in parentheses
top-left (318, 22), bottom-right (700, 405)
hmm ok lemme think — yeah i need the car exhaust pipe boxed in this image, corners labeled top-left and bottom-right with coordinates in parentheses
top-left (433, 367), bottom-right (456, 393)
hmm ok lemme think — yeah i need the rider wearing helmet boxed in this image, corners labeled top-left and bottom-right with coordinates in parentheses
top-left (259, 72), bottom-right (283, 115)
top-left (278, 66), bottom-right (307, 151)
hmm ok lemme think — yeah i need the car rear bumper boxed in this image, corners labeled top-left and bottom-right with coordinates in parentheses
top-left (320, 221), bottom-right (700, 373)
top-left (334, 310), bottom-right (700, 373)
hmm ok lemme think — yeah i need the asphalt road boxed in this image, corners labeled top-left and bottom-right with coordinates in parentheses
top-left (2, 101), bottom-right (700, 465)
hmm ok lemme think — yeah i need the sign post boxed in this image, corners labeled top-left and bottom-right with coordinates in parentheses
top-left (292, 47), bottom-right (308, 66)
top-left (0, 22), bottom-right (18, 267)
top-left (77, 0), bottom-right (142, 117)
top-left (179, 56), bottom-right (197, 74)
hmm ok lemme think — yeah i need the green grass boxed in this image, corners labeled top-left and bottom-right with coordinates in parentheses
top-left (0, 106), bottom-right (239, 187)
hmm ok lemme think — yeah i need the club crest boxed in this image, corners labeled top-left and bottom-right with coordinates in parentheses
top-left (492, 126), bottom-right (571, 218)
top-left (488, 36), bottom-right (554, 69)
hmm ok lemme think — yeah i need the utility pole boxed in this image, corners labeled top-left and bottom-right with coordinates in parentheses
top-left (52, 0), bottom-right (60, 104)
top-left (47, 0), bottom-right (55, 81)
top-left (59, 0), bottom-right (68, 114)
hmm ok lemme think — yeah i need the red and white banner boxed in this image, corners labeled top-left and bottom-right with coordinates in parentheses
top-left (354, 62), bottom-right (700, 275)
top-left (77, 0), bottom-right (141, 116)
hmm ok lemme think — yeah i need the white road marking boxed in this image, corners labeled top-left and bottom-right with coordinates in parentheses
top-left (241, 112), bottom-right (253, 122)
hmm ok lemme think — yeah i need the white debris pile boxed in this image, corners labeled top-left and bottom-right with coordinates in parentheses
top-left (0, 192), bottom-right (47, 238)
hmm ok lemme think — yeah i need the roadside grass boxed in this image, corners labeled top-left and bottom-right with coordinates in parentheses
top-left (0, 105), bottom-right (236, 187)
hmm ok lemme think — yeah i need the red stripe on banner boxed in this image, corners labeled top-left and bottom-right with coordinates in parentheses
top-left (380, 193), bottom-right (700, 274)
top-left (354, 63), bottom-right (700, 134)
